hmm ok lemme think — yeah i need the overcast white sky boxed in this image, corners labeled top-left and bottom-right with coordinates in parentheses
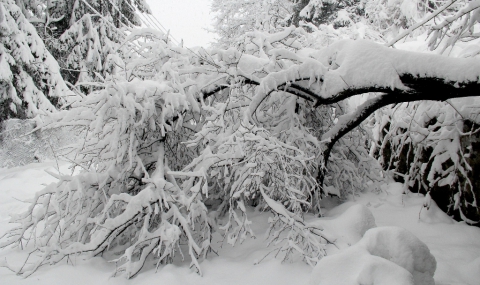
top-left (145, 0), bottom-right (216, 47)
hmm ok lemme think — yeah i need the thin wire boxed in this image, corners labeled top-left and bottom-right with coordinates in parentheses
top-left (124, 0), bottom-right (162, 31)
top-left (127, 0), bottom-right (181, 45)
top-left (103, 0), bottom-right (138, 29)
top-left (80, 0), bottom-right (143, 54)
top-left (148, 14), bottom-right (181, 45)
top-left (139, 13), bottom-right (155, 29)
top-left (80, 0), bottom-right (127, 37)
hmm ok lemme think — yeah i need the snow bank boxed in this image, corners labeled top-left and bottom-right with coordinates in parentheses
top-left (309, 227), bottom-right (436, 285)
top-left (1, 166), bottom-right (478, 285)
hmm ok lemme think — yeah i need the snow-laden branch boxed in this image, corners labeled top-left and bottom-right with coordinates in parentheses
top-left (427, 0), bottom-right (480, 52)
top-left (233, 39), bottom-right (480, 172)
top-left (322, 74), bottom-right (480, 160)
top-left (240, 39), bottom-right (479, 118)
top-left (386, 0), bottom-right (459, 47)
top-left (3, 26), bottom-right (480, 278)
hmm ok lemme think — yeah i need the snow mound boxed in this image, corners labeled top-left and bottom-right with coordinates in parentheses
top-left (310, 203), bottom-right (376, 248)
top-left (384, 182), bottom-right (405, 195)
top-left (309, 227), bottom-right (436, 285)
top-left (358, 227), bottom-right (437, 284)
top-left (337, 204), bottom-right (376, 242)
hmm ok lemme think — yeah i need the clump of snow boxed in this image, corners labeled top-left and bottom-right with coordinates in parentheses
top-left (315, 39), bottom-right (480, 97)
top-left (310, 245), bottom-right (415, 285)
top-left (309, 227), bottom-right (436, 285)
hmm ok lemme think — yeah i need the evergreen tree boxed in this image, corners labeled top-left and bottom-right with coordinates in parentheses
top-left (293, 0), bottom-right (365, 28)
top-left (20, 0), bottom-right (152, 94)
top-left (0, 0), bottom-right (70, 122)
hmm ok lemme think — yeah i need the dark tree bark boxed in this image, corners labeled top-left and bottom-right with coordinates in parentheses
top-left (317, 75), bottom-right (480, 185)
top-left (291, 0), bottom-right (310, 27)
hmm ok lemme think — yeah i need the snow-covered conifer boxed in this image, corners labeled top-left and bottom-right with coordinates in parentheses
top-left (19, 0), bottom-right (152, 94)
top-left (0, 0), bottom-right (69, 122)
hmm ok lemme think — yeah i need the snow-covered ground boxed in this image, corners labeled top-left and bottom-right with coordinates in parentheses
top-left (0, 162), bottom-right (479, 284)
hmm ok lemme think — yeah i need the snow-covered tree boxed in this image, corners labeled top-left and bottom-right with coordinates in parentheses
top-left (293, 0), bottom-right (365, 28)
top-left (0, 0), bottom-right (152, 121)
top-left (370, 0), bottom-right (480, 225)
top-left (211, 0), bottom-right (294, 47)
top-left (0, 0), bottom-right (70, 122)
top-left (2, 0), bottom-right (480, 279)
top-left (19, 0), bottom-right (152, 94)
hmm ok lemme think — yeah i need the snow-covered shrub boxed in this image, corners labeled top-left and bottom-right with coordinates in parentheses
top-left (0, 31), bottom-right (211, 277)
top-left (3, 1), bottom-right (480, 275)
top-left (373, 99), bottom-right (480, 225)
top-left (181, 103), bottom-right (329, 264)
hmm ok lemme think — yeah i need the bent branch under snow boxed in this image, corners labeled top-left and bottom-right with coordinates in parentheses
top-left (321, 75), bottom-right (480, 167)
top-left (200, 40), bottom-right (480, 185)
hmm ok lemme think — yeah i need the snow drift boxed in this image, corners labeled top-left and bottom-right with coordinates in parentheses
top-left (309, 226), bottom-right (436, 285)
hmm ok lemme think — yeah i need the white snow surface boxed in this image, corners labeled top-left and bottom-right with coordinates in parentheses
top-left (315, 39), bottom-right (480, 97)
top-left (310, 226), bottom-right (436, 285)
top-left (1, 166), bottom-right (479, 285)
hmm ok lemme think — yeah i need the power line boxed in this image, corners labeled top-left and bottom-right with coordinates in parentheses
top-left (79, 0), bottom-right (144, 54)
top-left (103, 0), bottom-right (138, 30)
top-left (144, 12), bottom-right (181, 45)
top-left (82, 0), bottom-right (186, 50)
top-left (123, 0), bottom-right (181, 45)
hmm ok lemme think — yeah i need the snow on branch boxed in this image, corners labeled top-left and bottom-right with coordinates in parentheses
top-left (240, 39), bottom-right (480, 119)
top-left (2, 26), bottom-right (480, 278)
top-left (428, 0), bottom-right (480, 52)
top-left (234, 38), bottom-right (480, 170)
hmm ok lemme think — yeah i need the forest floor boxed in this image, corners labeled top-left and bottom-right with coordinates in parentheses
top-left (0, 162), bottom-right (479, 285)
